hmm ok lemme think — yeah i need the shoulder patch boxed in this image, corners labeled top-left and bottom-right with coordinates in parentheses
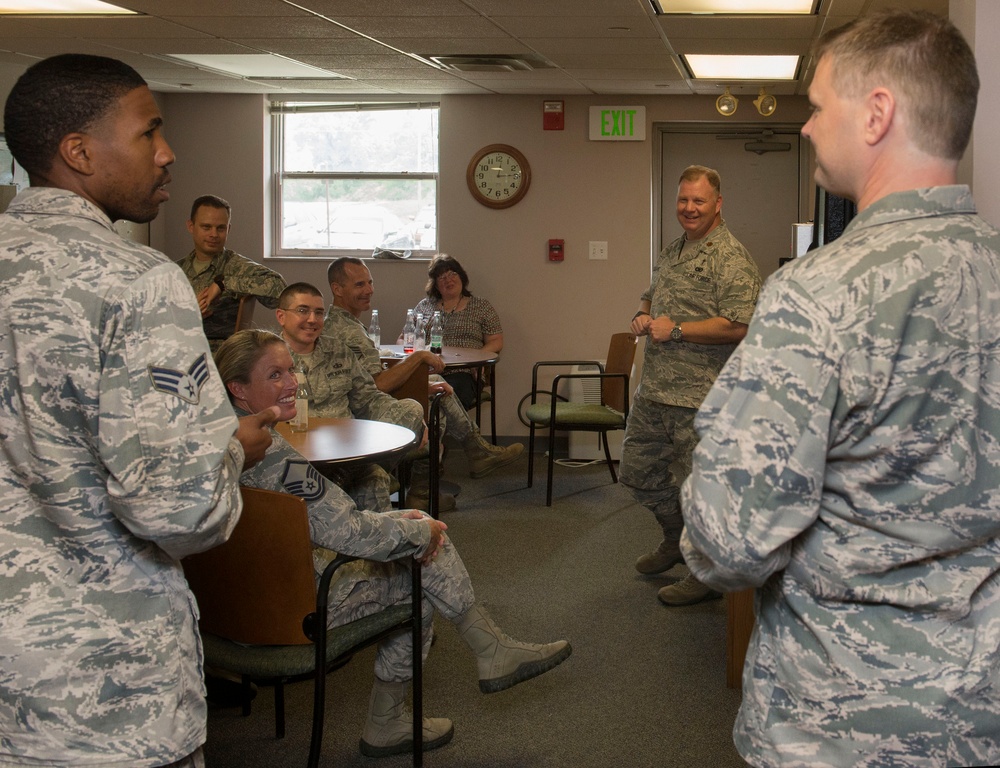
top-left (148, 353), bottom-right (210, 404)
top-left (281, 459), bottom-right (326, 501)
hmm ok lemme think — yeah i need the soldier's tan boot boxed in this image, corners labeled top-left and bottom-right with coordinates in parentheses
top-left (657, 572), bottom-right (722, 606)
top-left (456, 605), bottom-right (572, 693)
top-left (635, 540), bottom-right (684, 575)
top-left (463, 433), bottom-right (524, 479)
top-left (359, 679), bottom-right (454, 758)
top-left (406, 470), bottom-right (457, 513)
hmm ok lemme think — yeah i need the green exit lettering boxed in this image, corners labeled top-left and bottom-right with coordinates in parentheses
top-left (601, 109), bottom-right (637, 137)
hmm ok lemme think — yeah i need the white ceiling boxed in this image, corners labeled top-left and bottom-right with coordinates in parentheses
top-left (0, 0), bottom-right (948, 98)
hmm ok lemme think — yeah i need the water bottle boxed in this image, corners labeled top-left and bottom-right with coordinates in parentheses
top-left (368, 309), bottom-right (381, 348)
top-left (413, 313), bottom-right (426, 351)
top-left (402, 309), bottom-right (415, 354)
top-left (291, 364), bottom-right (311, 432)
top-left (429, 311), bottom-right (444, 354)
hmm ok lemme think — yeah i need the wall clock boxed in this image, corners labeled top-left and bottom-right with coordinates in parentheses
top-left (466, 144), bottom-right (531, 209)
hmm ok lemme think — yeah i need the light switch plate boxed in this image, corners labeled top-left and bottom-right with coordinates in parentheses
top-left (589, 241), bottom-right (608, 260)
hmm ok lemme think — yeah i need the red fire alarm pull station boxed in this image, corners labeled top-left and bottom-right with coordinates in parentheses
top-left (543, 100), bottom-right (564, 131)
top-left (548, 239), bottom-right (564, 261)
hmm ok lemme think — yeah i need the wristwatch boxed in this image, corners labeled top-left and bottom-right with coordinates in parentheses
top-left (670, 323), bottom-right (683, 342)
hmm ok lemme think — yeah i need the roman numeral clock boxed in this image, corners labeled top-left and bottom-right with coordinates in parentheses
top-left (466, 144), bottom-right (531, 209)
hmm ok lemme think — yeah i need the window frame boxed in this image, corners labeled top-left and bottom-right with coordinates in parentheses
top-left (270, 101), bottom-right (440, 260)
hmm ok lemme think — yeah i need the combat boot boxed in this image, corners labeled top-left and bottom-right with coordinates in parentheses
top-left (359, 678), bottom-right (454, 758)
top-left (463, 432), bottom-right (524, 479)
top-left (456, 604), bottom-right (572, 693)
top-left (657, 572), bottom-right (722, 606)
top-left (635, 540), bottom-right (684, 575)
top-left (406, 470), bottom-right (457, 513)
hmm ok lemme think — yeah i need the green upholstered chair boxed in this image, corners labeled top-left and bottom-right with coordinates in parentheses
top-left (183, 486), bottom-right (425, 768)
top-left (525, 333), bottom-right (637, 505)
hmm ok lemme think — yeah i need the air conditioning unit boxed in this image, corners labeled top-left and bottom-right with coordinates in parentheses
top-left (564, 361), bottom-right (627, 461)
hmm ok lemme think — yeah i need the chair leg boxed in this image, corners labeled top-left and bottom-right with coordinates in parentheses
top-left (411, 561), bottom-right (424, 767)
top-left (527, 424), bottom-right (536, 487)
top-left (601, 432), bottom-right (618, 483)
top-left (274, 681), bottom-right (286, 739)
top-left (241, 676), bottom-right (254, 717)
top-left (546, 422), bottom-right (556, 506)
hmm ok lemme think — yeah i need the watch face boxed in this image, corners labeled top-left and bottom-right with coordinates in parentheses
top-left (467, 145), bottom-right (530, 209)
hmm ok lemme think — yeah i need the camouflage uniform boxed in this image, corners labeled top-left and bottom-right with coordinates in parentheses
top-left (237, 418), bottom-right (475, 681)
top-left (176, 248), bottom-right (285, 347)
top-left (290, 334), bottom-right (425, 511)
top-left (0, 188), bottom-right (244, 766)
top-left (621, 220), bottom-right (760, 544)
top-left (681, 187), bottom-right (1000, 767)
top-left (324, 305), bottom-right (481, 443)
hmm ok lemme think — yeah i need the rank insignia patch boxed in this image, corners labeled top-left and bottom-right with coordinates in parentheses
top-left (148, 353), bottom-right (210, 404)
top-left (281, 459), bottom-right (326, 501)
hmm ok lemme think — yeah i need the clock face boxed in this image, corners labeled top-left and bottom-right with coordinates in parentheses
top-left (466, 144), bottom-right (531, 209)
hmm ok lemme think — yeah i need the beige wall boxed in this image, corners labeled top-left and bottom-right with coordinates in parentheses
top-left (3, 2), bottom-right (996, 439)
top-left (151, 92), bottom-right (811, 437)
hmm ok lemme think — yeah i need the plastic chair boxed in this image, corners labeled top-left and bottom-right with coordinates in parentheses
top-left (183, 486), bottom-right (425, 767)
top-left (524, 333), bottom-right (637, 505)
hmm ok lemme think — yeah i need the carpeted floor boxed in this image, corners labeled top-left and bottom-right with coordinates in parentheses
top-left (203, 447), bottom-right (748, 768)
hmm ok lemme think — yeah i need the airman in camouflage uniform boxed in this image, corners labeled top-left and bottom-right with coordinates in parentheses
top-left (176, 195), bottom-right (286, 351)
top-left (0, 54), bottom-right (275, 767)
top-left (217, 331), bottom-right (571, 758)
top-left (278, 283), bottom-right (426, 513)
top-left (324, 258), bottom-right (523, 484)
top-left (681, 11), bottom-right (1000, 767)
top-left (623, 165), bottom-right (761, 606)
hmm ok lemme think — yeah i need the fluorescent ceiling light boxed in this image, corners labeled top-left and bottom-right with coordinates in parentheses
top-left (164, 54), bottom-right (346, 80)
top-left (653, 0), bottom-right (813, 12)
top-left (685, 54), bottom-right (798, 80)
top-left (0, 0), bottom-right (134, 12)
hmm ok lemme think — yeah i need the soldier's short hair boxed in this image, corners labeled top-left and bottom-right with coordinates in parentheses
top-left (327, 257), bottom-right (365, 287)
top-left (3, 54), bottom-right (147, 178)
top-left (678, 165), bottom-right (721, 197)
top-left (214, 329), bottom-right (287, 397)
top-left (278, 281), bottom-right (323, 309)
top-left (189, 194), bottom-right (231, 222)
top-left (813, 9), bottom-right (978, 160)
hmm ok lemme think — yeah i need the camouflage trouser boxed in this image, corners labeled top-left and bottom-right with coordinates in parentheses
top-left (620, 394), bottom-right (698, 546)
top-left (431, 373), bottom-right (477, 443)
top-left (323, 462), bottom-right (392, 512)
top-left (327, 536), bottom-right (475, 682)
top-left (159, 747), bottom-right (204, 768)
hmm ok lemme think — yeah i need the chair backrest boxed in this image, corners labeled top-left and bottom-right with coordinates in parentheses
top-left (383, 358), bottom-right (430, 419)
top-left (183, 486), bottom-right (317, 645)
top-left (234, 295), bottom-right (257, 332)
top-left (602, 332), bottom-right (638, 411)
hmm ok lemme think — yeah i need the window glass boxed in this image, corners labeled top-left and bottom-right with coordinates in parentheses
top-left (274, 105), bottom-right (438, 257)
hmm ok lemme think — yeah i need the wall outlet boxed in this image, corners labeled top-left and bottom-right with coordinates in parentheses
top-left (589, 240), bottom-right (608, 260)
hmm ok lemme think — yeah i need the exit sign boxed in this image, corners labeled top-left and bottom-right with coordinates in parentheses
top-left (589, 106), bottom-right (646, 141)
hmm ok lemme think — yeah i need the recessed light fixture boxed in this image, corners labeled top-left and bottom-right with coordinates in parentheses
top-left (0, 0), bottom-right (134, 13)
top-left (161, 54), bottom-right (347, 80)
top-left (650, 0), bottom-right (814, 13)
top-left (685, 54), bottom-right (798, 80)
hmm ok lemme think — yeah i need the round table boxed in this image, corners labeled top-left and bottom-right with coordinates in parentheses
top-left (275, 417), bottom-right (418, 469)
top-left (378, 344), bottom-right (498, 369)
top-left (379, 345), bottom-right (498, 443)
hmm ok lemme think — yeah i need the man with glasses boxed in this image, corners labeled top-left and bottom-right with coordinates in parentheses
top-left (177, 194), bottom-right (286, 351)
top-left (276, 282), bottom-right (427, 512)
